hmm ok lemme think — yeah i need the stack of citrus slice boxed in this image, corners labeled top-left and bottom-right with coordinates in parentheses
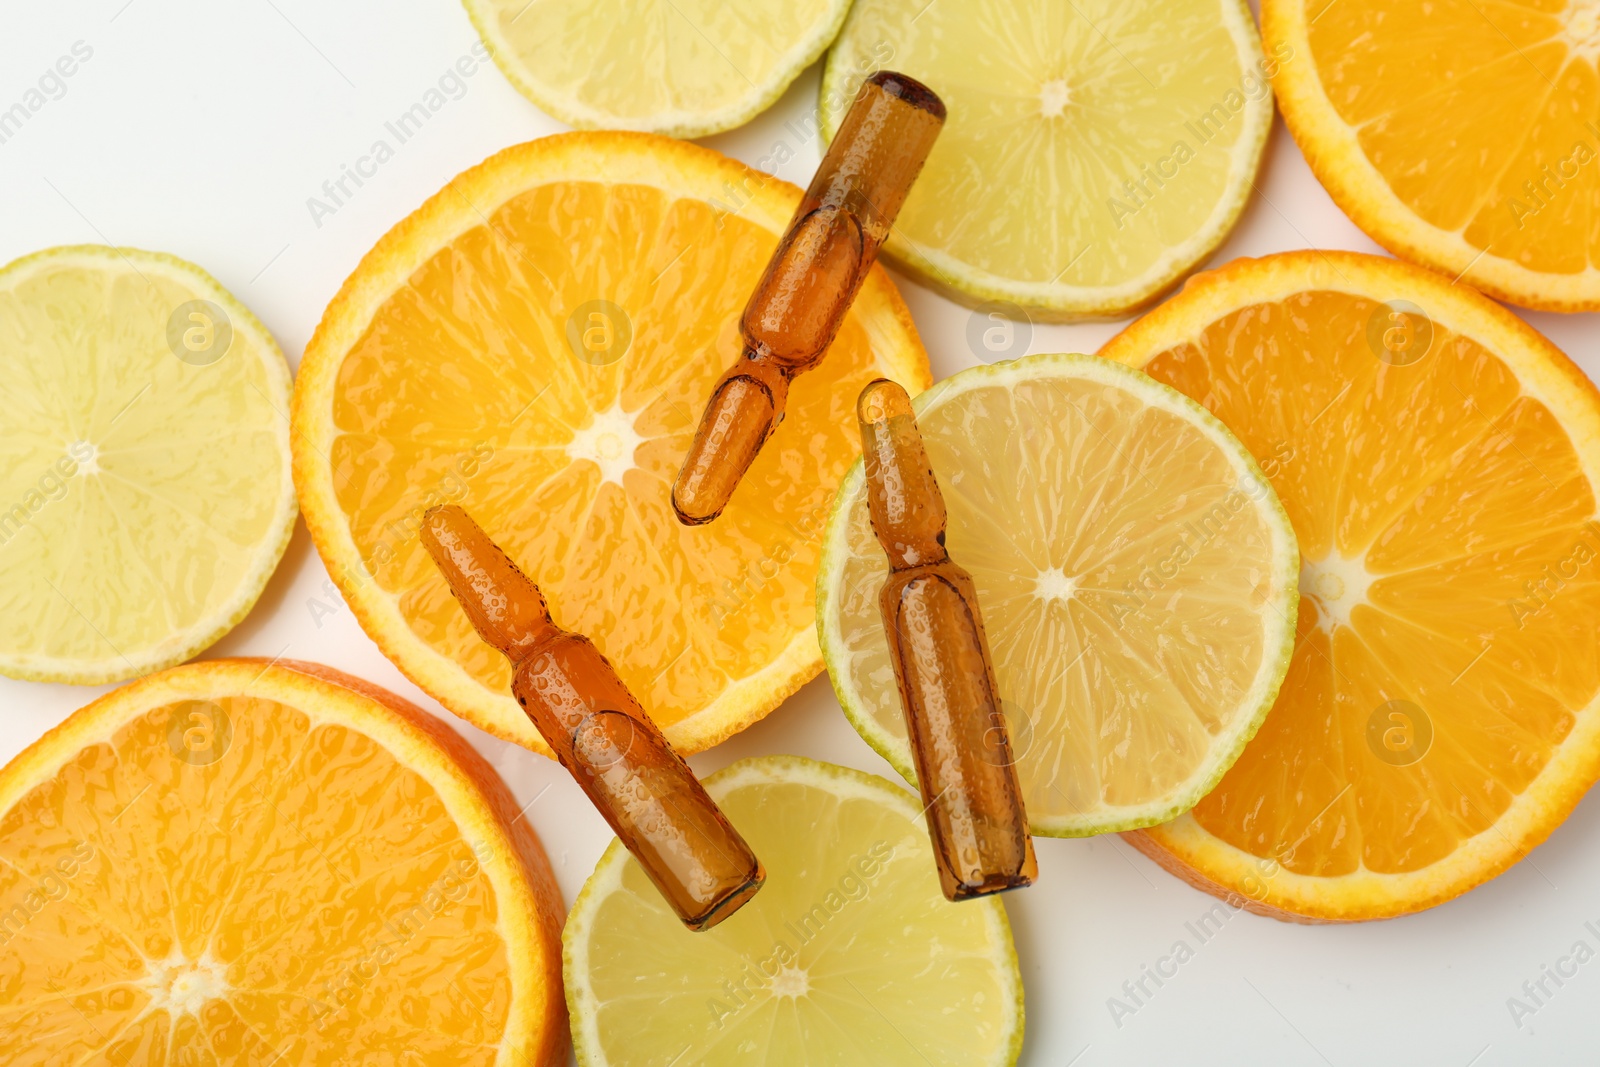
top-left (0, 659), bottom-right (566, 1064)
top-left (293, 132), bottom-right (930, 758)
top-left (819, 354), bottom-right (1300, 836)
top-left (1103, 251), bottom-right (1600, 920)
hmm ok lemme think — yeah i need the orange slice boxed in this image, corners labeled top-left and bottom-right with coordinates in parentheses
top-left (293, 132), bottom-right (930, 757)
top-left (0, 659), bottom-right (566, 1064)
top-left (1265, 0), bottom-right (1600, 310)
top-left (1101, 250), bottom-right (1600, 920)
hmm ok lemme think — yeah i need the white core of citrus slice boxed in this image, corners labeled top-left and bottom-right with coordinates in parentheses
top-left (818, 354), bottom-right (1299, 836)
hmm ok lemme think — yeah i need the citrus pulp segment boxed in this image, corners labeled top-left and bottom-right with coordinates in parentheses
top-left (0, 245), bottom-right (295, 685)
top-left (0, 658), bottom-right (566, 1065)
top-left (463, 0), bottom-right (852, 137)
top-left (818, 354), bottom-right (1299, 837)
top-left (292, 132), bottom-right (931, 758)
top-left (563, 755), bottom-right (1024, 1067)
top-left (820, 0), bottom-right (1274, 320)
top-left (1265, 0), bottom-right (1600, 310)
top-left (1101, 250), bottom-right (1600, 921)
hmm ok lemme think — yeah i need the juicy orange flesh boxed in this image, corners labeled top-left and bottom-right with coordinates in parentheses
top-left (1143, 290), bottom-right (1600, 876)
top-left (0, 697), bottom-right (510, 1064)
top-left (330, 180), bottom-right (884, 729)
top-left (1308, 0), bottom-right (1600, 273)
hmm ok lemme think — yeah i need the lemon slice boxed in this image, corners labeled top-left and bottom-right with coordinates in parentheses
top-left (564, 755), bottom-right (1024, 1067)
top-left (0, 246), bottom-right (295, 685)
top-left (464, 0), bottom-right (852, 137)
top-left (820, 0), bottom-right (1273, 320)
top-left (818, 354), bottom-right (1299, 836)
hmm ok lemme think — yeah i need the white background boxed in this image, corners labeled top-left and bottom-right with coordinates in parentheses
top-left (4, 2), bottom-right (1600, 1065)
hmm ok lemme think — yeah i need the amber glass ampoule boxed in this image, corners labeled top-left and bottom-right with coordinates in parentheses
top-left (671, 70), bottom-right (946, 525)
top-left (420, 505), bottom-right (763, 931)
top-left (856, 380), bottom-right (1037, 901)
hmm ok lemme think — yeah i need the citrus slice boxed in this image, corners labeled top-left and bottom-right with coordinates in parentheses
top-left (1101, 250), bottom-right (1600, 921)
top-left (0, 658), bottom-right (566, 1064)
top-left (820, 0), bottom-right (1274, 320)
top-left (1265, 0), bottom-right (1600, 311)
top-left (293, 132), bottom-right (930, 758)
top-left (464, 0), bottom-right (851, 138)
top-left (818, 354), bottom-right (1299, 836)
top-left (0, 245), bottom-right (295, 685)
top-left (564, 755), bottom-right (1023, 1067)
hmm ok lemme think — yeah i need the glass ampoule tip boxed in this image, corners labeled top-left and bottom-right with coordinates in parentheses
top-left (419, 504), bottom-right (552, 663)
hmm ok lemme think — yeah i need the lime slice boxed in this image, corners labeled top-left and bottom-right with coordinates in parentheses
top-left (0, 246), bottom-right (295, 684)
top-left (818, 354), bottom-right (1299, 836)
top-left (564, 756), bottom-right (1024, 1067)
top-left (820, 0), bottom-right (1273, 320)
top-left (464, 0), bottom-right (852, 137)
